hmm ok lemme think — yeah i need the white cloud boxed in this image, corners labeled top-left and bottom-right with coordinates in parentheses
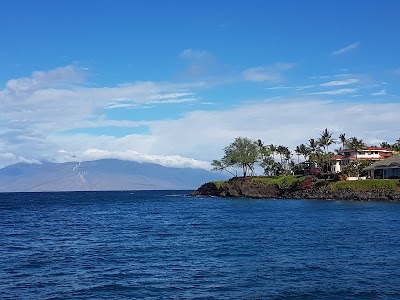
top-left (320, 78), bottom-right (360, 86)
top-left (53, 148), bottom-right (211, 169)
top-left (4, 66), bottom-right (85, 96)
top-left (180, 48), bottom-right (209, 59)
top-left (332, 42), bottom-right (360, 55)
top-left (1, 66), bottom-right (400, 172)
top-left (0, 152), bottom-right (40, 169)
top-left (1, 97), bottom-right (400, 170)
top-left (371, 89), bottom-right (387, 96)
top-left (266, 85), bottom-right (315, 90)
top-left (310, 73), bottom-right (352, 79)
top-left (265, 86), bottom-right (296, 90)
top-left (0, 66), bottom-right (200, 132)
top-left (141, 99), bottom-right (400, 161)
top-left (242, 67), bottom-right (277, 82)
top-left (307, 88), bottom-right (358, 95)
top-left (242, 63), bottom-right (295, 82)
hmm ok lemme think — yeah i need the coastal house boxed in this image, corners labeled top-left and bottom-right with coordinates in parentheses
top-left (329, 147), bottom-right (392, 173)
top-left (363, 155), bottom-right (400, 179)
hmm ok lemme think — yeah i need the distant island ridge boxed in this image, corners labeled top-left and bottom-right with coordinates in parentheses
top-left (0, 159), bottom-right (229, 192)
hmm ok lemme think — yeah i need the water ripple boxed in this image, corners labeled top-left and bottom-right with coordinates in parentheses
top-left (1, 191), bottom-right (400, 299)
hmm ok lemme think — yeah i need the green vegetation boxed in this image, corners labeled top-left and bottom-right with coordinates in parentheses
top-left (211, 130), bottom-right (400, 178)
top-left (252, 175), bottom-right (305, 189)
top-left (342, 160), bottom-right (373, 177)
top-left (212, 180), bottom-right (227, 189)
top-left (332, 179), bottom-right (400, 191)
top-left (211, 137), bottom-right (259, 177)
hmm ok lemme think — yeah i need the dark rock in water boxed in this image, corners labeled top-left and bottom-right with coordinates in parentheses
top-left (192, 177), bottom-right (400, 201)
top-left (192, 177), bottom-right (280, 199)
top-left (192, 181), bottom-right (221, 196)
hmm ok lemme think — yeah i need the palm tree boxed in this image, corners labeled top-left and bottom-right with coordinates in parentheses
top-left (308, 138), bottom-right (318, 153)
top-left (380, 141), bottom-right (391, 149)
top-left (276, 145), bottom-right (286, 165)
top-left (393, 138), bottom-right (400, 152)
top-left (298, 143), bottom-right (310, 162)
top-left (295, 146), bottom-right (301, 164)
top-left (317, 128), bottom-right (336, 172)
top-left (257, 140), bottom-right (277, 175)
top-left (283, 147), bottom-right (292, 173)
top-left (319, 128), bottom-right (336, 154)
top-left (308, 138), bottom-right (321, 168)
top-left (339, 133), bottom-right (346, 149)
top-left (257, 139), bottom-right (266, 158)
top-left (269, 144), bottom-right (277, 162)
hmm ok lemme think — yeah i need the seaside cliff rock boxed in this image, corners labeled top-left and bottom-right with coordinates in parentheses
top-left (192, 177), bottom-right (400, 202)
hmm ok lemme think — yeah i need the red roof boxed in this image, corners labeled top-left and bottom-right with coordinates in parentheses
top-left (329, 155), bottom-right (344, 160)
top-left (338, 147), bottom-right (392, 153)
top-left (368, 147), bottom-right (391, 151)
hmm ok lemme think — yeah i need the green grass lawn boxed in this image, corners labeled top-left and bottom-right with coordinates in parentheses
top-left (212, 180), bottom-right (227, 189)
top-left (252, 175), bottom-right (306, 189)
top-left (332, 179), bottom-right (400, 191)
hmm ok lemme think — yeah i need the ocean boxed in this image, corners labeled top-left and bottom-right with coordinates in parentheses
top-left (1, 190), bottom-right (400, 299)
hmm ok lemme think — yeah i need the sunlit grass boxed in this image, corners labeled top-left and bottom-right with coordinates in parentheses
top-left (212, 180), bottom-right (227, 189)
top-left (252, 175), bottom-right (305, 189)
top-left (333, 179), bottom-right (400, 191)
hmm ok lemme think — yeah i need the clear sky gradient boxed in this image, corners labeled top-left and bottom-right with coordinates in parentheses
top-left (1, 0), bottom-right (400, 169)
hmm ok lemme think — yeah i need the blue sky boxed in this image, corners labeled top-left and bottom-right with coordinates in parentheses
top-left (1, 0), bottom-right (400, 169)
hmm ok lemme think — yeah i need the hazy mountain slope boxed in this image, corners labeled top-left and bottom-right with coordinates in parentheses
top-left (0, 159), bottom-right (229, 192)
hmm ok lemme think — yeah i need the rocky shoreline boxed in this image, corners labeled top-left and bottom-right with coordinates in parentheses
top-left (192, 177), bottom-right (400, 202)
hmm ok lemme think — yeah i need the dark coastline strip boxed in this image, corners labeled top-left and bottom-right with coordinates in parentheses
top-left (192, 178), bottom-right (400, 202)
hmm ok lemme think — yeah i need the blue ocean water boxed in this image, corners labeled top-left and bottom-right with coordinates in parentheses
top-left (1, 191), bottom-right (400, 299)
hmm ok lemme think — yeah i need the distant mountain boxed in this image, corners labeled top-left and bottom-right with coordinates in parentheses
top-left (0, 159), bottom-right (229, 192)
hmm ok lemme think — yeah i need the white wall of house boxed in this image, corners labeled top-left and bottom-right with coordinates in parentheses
top-left (330, 148), bottom-right (392, 174)
top-left (346, 176), bottom-right (367, 180)
top-left (331, 160), bottom-right (342, 173)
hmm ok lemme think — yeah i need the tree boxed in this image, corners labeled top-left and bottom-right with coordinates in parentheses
top-left (339, 133), bottom-right (346, 149)
top-left (380, 141), bottom-right (391, 149)
top-left (283, 148), bottom-right (293, 173)
top-left (307, 138), bottom-right (322, 167)
top-left (345, 136), bottom-right (367, 178)
top-left (342, 160), bottom-right (373, 177)
top-left (276, 145), bottom-right (286, 164)
top-left (211, 137), bottom-right (259, 177)
top-left (318, 128), bottom-right (336, 154)
top-left (317, 128), bottom-right (336, 172)
top-left (298, 143), bottom-right (310, 162)
top-left (295, 145), bottom-right (301, 163)
top-left (393, 138), bottom-right (400, 152)
top-left (257, 140), bottom-right (276, 176)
